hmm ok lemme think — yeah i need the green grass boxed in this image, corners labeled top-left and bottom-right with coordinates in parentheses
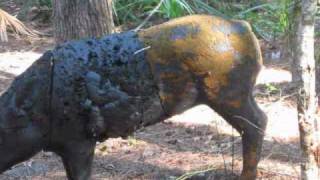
top-left (114, 0), bottom-right (293, 41)
top-left (160, 0), bottom-right (193, 18)
top-left (113, 0), bottom-right (226, 25)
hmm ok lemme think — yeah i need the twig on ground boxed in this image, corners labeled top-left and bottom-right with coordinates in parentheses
top-left (214, 137), bottom-right (241, 154)
top-left (258, 167), bottom-right (299, 179)
top-left (278, 92), bottom-right (298, 102)
top-left (175, 165), bottom-right (219, 180)
top-left (213, 120), bottom-right (228, 176)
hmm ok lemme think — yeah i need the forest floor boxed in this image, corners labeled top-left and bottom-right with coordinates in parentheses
top-left (0, 1), bottom-right (318, 180)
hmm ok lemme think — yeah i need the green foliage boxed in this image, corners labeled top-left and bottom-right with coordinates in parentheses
top-left (15, 0), bottom-right (52, 20)
top-left (127, 136), bottom-right (140, 146)
top-left (113, 0), bottom-right (226, 25)
top-left (38, 0), bottom-right (52, 7)
top-left (265, 83), bottom-right (279, 94)
top-left (15, 0), bottom-right (52, 8)
top-left (160, 0), bottom-right (193, 19)
top-left (232, 0), bottom-right (293, 41)
top-left (114, 0), bottom-right (293, 40)
top-left (113, 0), bottom-right (156, 25)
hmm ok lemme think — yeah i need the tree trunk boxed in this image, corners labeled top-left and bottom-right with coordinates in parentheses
top-left (290, 1), bottom-right (302, 83)
top-left (52, 0), bottom-right (114, 43)
top-left (295, 0), bottom-right (319, 179)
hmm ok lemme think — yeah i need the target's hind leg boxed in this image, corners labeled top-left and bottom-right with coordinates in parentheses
top-left (209, 95), bottom-right (267, 180)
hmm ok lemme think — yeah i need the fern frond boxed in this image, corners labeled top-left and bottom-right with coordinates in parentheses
top-left (0, 8), bottom-right (38, 42)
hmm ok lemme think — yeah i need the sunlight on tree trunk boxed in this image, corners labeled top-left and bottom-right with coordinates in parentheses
top-left (52, 0), bottom-right (114, 43)
top-left (295, 0), bottom-right (319, 179)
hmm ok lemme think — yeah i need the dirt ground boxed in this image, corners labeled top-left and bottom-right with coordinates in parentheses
top-left (0, 1), bottom-right (315, 179)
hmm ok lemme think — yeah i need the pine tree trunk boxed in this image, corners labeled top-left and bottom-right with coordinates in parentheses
top-left (295, 0), bottom-right (319, 179)
top-left (52, 0), bottom-right (114, 43)
top-left (290, 1), bottom-right (302, 83)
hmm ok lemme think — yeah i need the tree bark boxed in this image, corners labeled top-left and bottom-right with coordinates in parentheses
top-left (52, 0), bottom-right (114, 43)
top-left (295, 0), bottom-right (319, 179)
top-left (290, 1), bottom-right (302, 83)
